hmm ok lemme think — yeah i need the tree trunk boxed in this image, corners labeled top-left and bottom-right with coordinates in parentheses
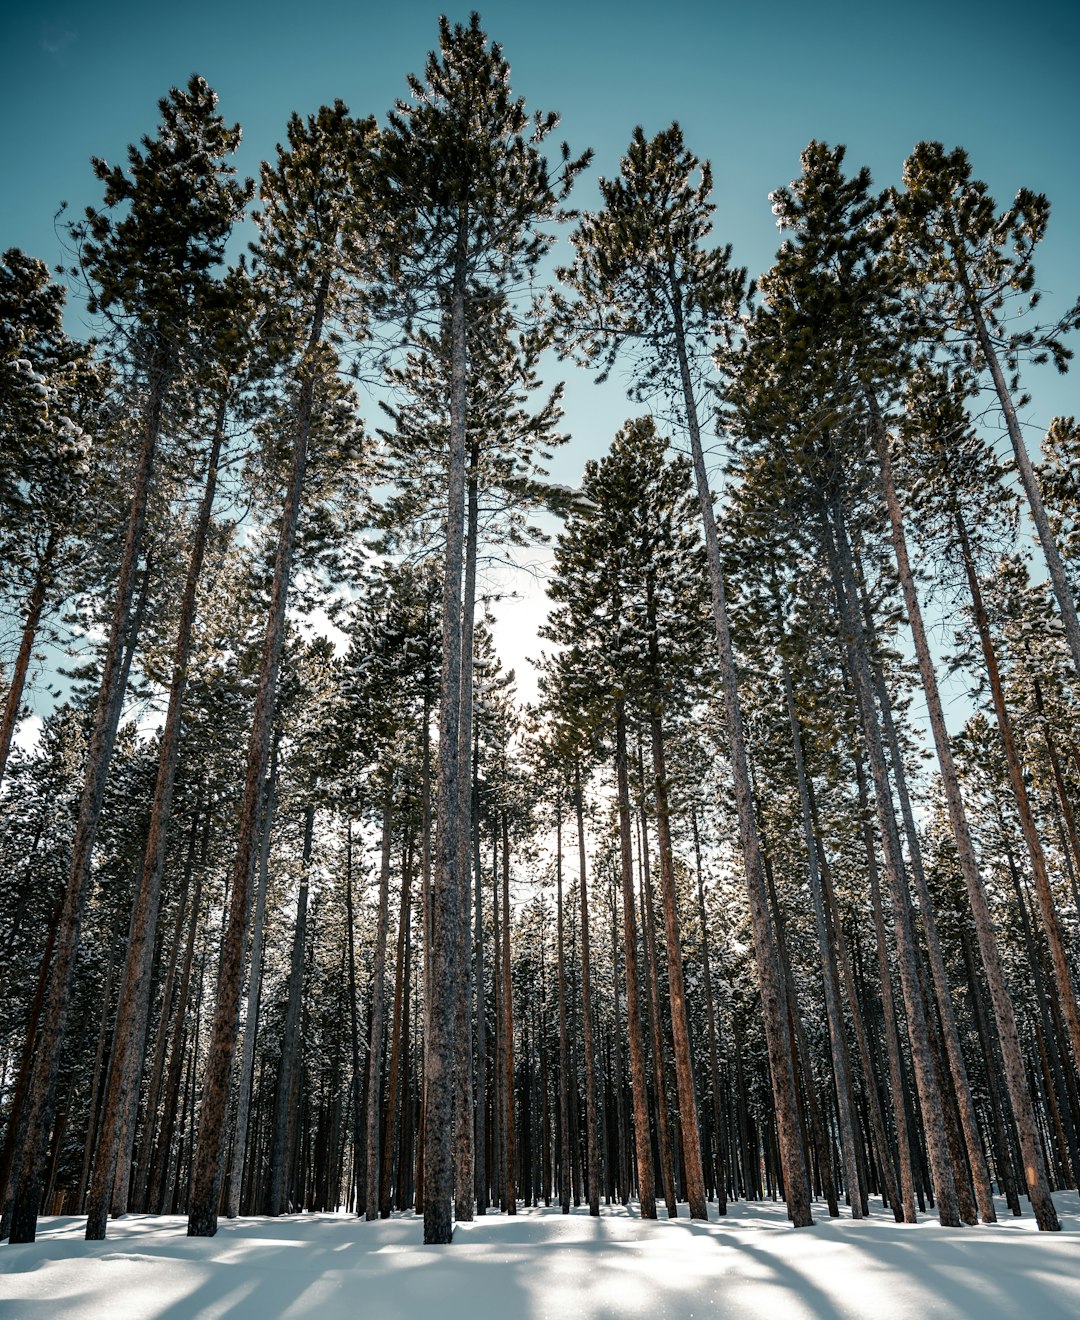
top-left (573, 764), bottom-right (600, 1216)
top-left (501, 811), bottom-right (516, 1215)
top-left (690, 811), bottom-right (727, 1212)
top-left (0, 529), bottom-right (59, 792)
top-left (365, 785), bottom-right (394, 1219)
top-left (423, 222), bottom-right (468, 1245)
top-left (8, 353), bottom-right (167, 1244)
top-left (226, 741), bottom-right (278, 1217)
top-left (825, 499), bottom-right (959, 1225)
top-left (187, 274), bottom-right (328, 1238)
top-left (869, 392), bottom-right (1058, 1228)
top-left (779, 653), bottom-right (863, 1216)
top-left (86, 397), bottom-right (226, 1240)
top-left (269, 805), bottom-right (313, 1214)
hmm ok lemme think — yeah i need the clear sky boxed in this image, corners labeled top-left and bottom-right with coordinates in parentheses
top-left (3, 0), bottom-right (1078, 699)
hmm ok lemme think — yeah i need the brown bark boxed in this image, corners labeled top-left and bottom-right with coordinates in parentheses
top-left (365, 786), bottom-right (394, 1219)
top-left (869, 392), bottom-right (1057, 1228)
top-left (690, 811), bottom-right (727, 1212)
top-left (8, 355), bottom-right (166, 1244)
top-left (500, 811), bottom-right (516, 1215)
top-left (573, 764), bottom-right (600, 1216)
top-left (0, 529), bottom-right (58, 792)
top-left (187, 273), bottom-right (328, 1238)
top-left (86, 397), bottom-right (226, 1240)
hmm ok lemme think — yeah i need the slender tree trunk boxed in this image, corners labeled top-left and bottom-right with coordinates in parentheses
top-left (956, 508), bottom-right (1080, 1079)
top-left (0, 530), bottom-right (59, 792)
top-left (648, 714), bottom-right (708, 1219)
top-left (779, 653), bottom-right (863, 1216)
top-left (668, 273), bottom-right (810, 1226)
top-left (473, 783), bottom-right (488, 1213)
top-left (824, 498), bottom-right (960, 1225)
top-left (86, 398), bottom-right (227, 1240)
top-left (226, 742), bottom-right (278, 1218)
top-left (8, 353), bottom-right (166, 1244)
top-left (188, 274), bottom-right (328, 1237)
top-left (424, 223), bottom-right (468, 1245)
top-left (963, 300), bottom-right (1080, 678)
top-left (556, 802), bottom-right (571, 1214)
top-left (453, 443), bottom-right (480, 1222)
top-left (614, 705), bottom-right (656, 1218)
top-left (345, 829), bottom-right (364, 1216)
top-left (269, 805), bottom-right (313, 1214)
top-left (869, 393), bottom-right (1058, 1228)
top-left (366, 784), bottom-right (394, 1219)
top-left (573, 764), bottom-right (600, 1216)
top-left (690, 811), bottom-right (727, 1213)
top-left (381, 834), bottom-right (413, 1217)
top-left (501, 811), bottom-right (516, 1215)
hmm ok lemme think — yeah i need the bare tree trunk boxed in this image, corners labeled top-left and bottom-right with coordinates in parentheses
top-left (473, 777), bottom-right (488, 1213)
top-left (86, 397), bottom-right (226, 1240)
top-left (869, 396), bottom-right (1058, 1229)
top-left (956, 508), bottom-right (1080, 1080)
top-left (424, 224), bottom-right (468, 1245)
top-left (226, 741), bottom-right (278, 1218)
top-left (269, 805), bottom-right (313, 1214)
top-left (649, 715), bottom-right (708, 1219)
top-left (188, 275), bottom-right (328, 1238)
top-left (556, 802), bottom-right (571, 1214)
top-left (637, 789), bottom-right (678, 1218)
top-left (0, 530), bottom-right (58, 792)
top-left (779, 653), bottom-right (863, 1217)
top-left (453, 443), bottom-right (480, 1222)
top-left (345, 829), bottom-right (363, 1215)
top-left (614, 705), bottom-right (656, 1218)
top-left (381, 834), bottom-right (413, 1217)
top-left (826, 500), bottom-right (959, 1225)
top-left (366, 785), bottom-right (394, 1219)
top-left (669, 275), bottom-right (811, 1227)
top-left (7, 352), bottom-right (167, 1244)
top-left (501, 811), bottom-right (516, 1215)
top-left (690, 811), bottom-right (727, 1212)
top-left (573, 764), bottom-right (600, 1216)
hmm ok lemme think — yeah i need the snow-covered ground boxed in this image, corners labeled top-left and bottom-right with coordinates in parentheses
top-left (2, 1194), bottom-right (1078, 1319)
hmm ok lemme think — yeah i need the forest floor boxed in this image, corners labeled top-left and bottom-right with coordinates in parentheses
top-left (2, 1192), bottom-right (1078, 1319)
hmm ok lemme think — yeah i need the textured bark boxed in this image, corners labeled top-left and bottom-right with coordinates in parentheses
top-left (669, 280), bottom-right (810, 1226)
top-left (0, 529), bottom-right (58, 792)
top-left (869, 396), bottom-right (1058, 1228)
top-left (365, 788), bottom-right (394, 1219)
top-left (637, 797), bottom-right (678, 1218)
top-left (453, 444), bottom-right (480, 1222)
top-left (826, 502), bottom-right (959, 1225)
top-left (226, 744), bottom-right (278, 1218)
top-left (648, 717), bottom-right (708, 1219)
top-left (269, 805), bottom-right (313, 1215)
top-left (344, 830), bottom-right (363, 1215)
top-left (956, 508), bottom-right (1080, 1080)
top-left (8, 356), bottom-right (166, 1244)
top-left (423, 224), bottom-right (467, 1246)
top-left (614, 706), bottom-right (656, 1217)
top-left (556, 804), bottom-right (571, 1214)
top-left (472, 796), bottom-right (488, 1213)
top-left (807, 780), bottom-right (900, 1219)
top-left (780, 654), bottom-right (863, 1217)
top-left (850, 549), bottom-right (990, 1225)
top-left (381, 835), bottom-right (413, 1217)
top-left (574, 765), bottom-right (600, 1217)
top-left (187, 275), bottom-right (327, 1238)
top-left (690, 811), bottom-right (727, 1212)
top-left (500, 812), bottom-right (516, 1215)
top-left (86, 399), bottom-right (226, 1240)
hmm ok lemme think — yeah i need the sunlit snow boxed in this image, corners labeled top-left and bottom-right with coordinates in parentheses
top-left (3, 1193), bottom-right (1078, 1319)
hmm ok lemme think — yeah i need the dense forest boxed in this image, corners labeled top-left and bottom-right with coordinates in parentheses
top-left (2, 12), bottom-right (1080, 1253)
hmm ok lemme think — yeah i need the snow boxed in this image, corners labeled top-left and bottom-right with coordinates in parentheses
top-left (2, 1194), bottom-right (1079, 1319)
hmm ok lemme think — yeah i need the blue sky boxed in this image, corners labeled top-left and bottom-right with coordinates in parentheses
top-left (4, 0), bottom-right (1077, 456)
top-left (3, 0), bottom-right (1078, 697)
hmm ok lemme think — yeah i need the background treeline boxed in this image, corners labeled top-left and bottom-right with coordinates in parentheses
top-left (1, 12), bottom-right (1079, 1248)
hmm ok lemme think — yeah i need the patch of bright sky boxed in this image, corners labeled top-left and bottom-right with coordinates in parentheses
top-left (3, 0), bottom-right (1077, 710)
